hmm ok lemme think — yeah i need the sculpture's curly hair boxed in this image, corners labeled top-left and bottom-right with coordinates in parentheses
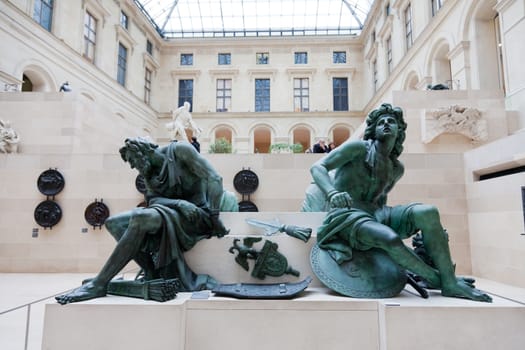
top-left (119, 137), bottom-right (158, 162)
top-left (363, 103), bottom-right (407, 158)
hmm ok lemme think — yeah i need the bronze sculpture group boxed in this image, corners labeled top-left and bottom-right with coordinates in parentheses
top-left (303, 103), bottom-right (491, 302)
top-left (56, 138), bottom-right (237, 304)
top-left (56, 103), bottom-right (491, 305)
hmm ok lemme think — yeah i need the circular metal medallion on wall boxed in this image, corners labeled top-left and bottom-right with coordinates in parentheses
top-left (34, 200), bottom-right (62, 229)
top-left (37, 169), bottom-right (65, 196)
top-left (84, 200), bottom-right (110, 228)
top-left (233, 169), bottom-right (259, 195)
top-left (135, 174), bottom-right (147, 194)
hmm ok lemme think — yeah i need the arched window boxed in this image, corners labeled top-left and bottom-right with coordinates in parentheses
top-left (21, 65), bottom-right (54, 92)
top-left (215, 127), bottom-right (232, 144)
top-left (253, 126), bottom-right (271, 153)
top-left (403, 71), bottom-right (420, 90)
top-left (331, 126), bottom-right (351, 146)
top-left (432, 43), bottom-right (452, 88)
top-left (292, 126), bottom-right (311, 153)
top-left (22, 74), bottom-right (33, 92)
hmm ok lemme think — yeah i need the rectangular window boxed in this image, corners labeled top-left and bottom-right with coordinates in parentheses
top-left (294, 78), bottom-right (309, 112)
top-left (371, 30), bottom-right (376, 43)
top-left (333, 51), bottom-right (347, 64)
top-left (181, 53), bottom-right (193, 66)
top-left (333, 78), bottom-right (348, 111)
top-left (216, 79), bottom-right (232, 112)
top-left (33, 0), bottom-right (53, 31)
top-left (256, 52), bottom-right (269, 64)
top-left (294, 52), bottom-right (308, 64)
top-left (405, 4), bottom-right (413, 50)
top-left (117, 43), bottom-right (127, 86)
top-left (120, 11), bottom-right (129, 29)
top-left (83, 11), bottom-right (97, 63)
top-left (386, 36), bottom-right (393, 74)
top-left (385, 3), bottom-right (391, 17)
top-left (144, 68), bottom-right (152, 105)
top-left (218, 53), bottom-right (231, 65)
top-left (373, 60), bottom-right (378, 92)
top-left (146, 40), bottom-right (153, 55)
top-left (255, 79), bottom-right (270, 112)
top-left (178, 79), bottom-right (193, 109)
top-left (431, 0), bottom-right (443, 17)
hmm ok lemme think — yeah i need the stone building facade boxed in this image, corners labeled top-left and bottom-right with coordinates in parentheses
top-left (0, 0), bottom-right (524, 288)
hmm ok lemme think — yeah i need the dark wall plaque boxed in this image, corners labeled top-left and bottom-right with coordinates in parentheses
top-left (84, 200), bottom-right (110, 228)
top-left (37, 169), bottom-right (65, 197)
top-left (34, 200), bottom-right (62, 229)
top-left (233, 169), bottom-right (259, 194)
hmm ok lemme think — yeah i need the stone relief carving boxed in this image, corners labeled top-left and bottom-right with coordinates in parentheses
top-left (0, 119), bottom-right (20, 153)
top-left (423, 105), bottom-right (488, 143)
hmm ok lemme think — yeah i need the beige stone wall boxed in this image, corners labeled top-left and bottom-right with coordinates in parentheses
top-left (0, 147), bottom-right (477, 278)
top-left (0, 90), bottom-right (479, 278)
top-left (0, 91), bottom-right (150, 273)
top-left (464, 132), bottom-right (525, 288)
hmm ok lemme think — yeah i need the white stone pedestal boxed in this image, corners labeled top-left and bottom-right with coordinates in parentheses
top-left (41, 212), bottom-right (525, 349)
top-left (42, 286), bottom-right (525, 350)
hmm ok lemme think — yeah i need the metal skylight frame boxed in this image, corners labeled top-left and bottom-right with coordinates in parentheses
top-left (133, 0), bottom-right (374, 38)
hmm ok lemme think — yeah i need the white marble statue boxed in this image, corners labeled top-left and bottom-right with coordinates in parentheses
top-left (0, 119), bottom-right (20, 153)
top-left (423, 105), bottom-right (488, 143)
top-left (165, 101), bottom-right (202, 141)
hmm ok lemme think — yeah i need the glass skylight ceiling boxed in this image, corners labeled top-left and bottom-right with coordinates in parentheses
top-left (134, 0), bottom-right (375, 38)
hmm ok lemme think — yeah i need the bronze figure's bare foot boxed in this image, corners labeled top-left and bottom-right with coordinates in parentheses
top-left (441, 278), bottom-right (492, 303)
top-left (55, 281), bottom-right (107, 305)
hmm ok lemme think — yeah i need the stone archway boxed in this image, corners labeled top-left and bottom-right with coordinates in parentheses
top-left (215, 127), bottom-right (233, 144)
top-left (461, 0), bottom-right (500, 90)
top-left (292, 126), bottom-right (311, 153)
top-left (432, 42), bottom-right (452, 88)
top-left (403, 71), bottom-right (420, 90)
top-left (330, 125), bottom-right (351, 146)
top-left (21, 64), bottom-right (55, 92)
top-left (253, 126), bottom-right (271, 153)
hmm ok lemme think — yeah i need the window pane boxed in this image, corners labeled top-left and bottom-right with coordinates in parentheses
top-left (144, 68), bottom-right (152, 104)
top-left (178, 80), bottom-right (193, 109)
top-left (333, 78), bottom-right (348, 111)
top-left (216, 79), bottom-right (231, 112)
top-left (293, 78), bottom-right (309, 112)
top-left (181, 54), bottom-right (193, 65)
top-left (255, 79), bottom-right (270, 112)
top-left (84, 12), bottom-right (97, 62)
top-left (218, 53), bottom-right (231, 65)
top-left (256, 52), bottom-right (269, 64)
top-left (294, 52), bottom-right (307, 64)
top-left (120, 11), bottom-right (128, 29)
top-left (117, 43), bottom-right (127, 86)
top-left (33, 0), bottom-right (54, 31)
top-left (333, 51), bottom-right (347, 64)
top-left (405, 4), bottom-right (413, 50)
